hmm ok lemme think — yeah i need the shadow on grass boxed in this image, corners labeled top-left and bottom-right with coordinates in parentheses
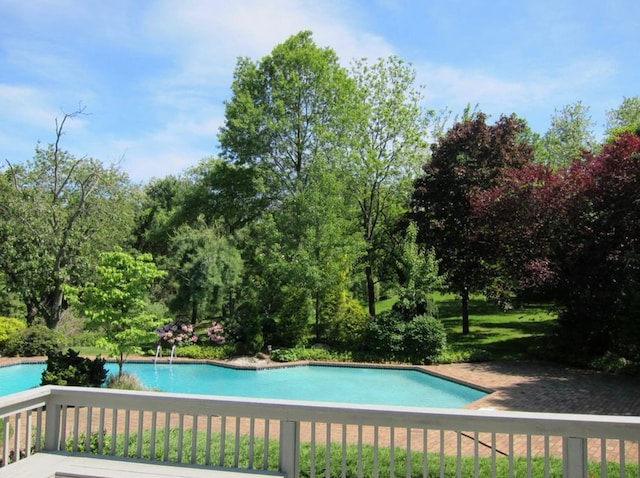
top-left (437, 296), bottom-right (552, 319)
top-left (435, 295), bottom-right (556, 360)
top-left (476, 320), bottom-right (553, 335)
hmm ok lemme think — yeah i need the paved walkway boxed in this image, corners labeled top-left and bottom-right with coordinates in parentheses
top-left (423, 360), bottom-right (640, 416)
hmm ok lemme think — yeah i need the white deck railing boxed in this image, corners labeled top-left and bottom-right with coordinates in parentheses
top-left (2, 385), bottom-right (640, 477)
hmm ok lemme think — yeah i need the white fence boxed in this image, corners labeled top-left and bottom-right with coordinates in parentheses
top-left (1, 385), bottom-right (640, 477)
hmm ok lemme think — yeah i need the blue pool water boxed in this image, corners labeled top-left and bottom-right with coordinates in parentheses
top-left (0, 362), bottom-right (487, 408)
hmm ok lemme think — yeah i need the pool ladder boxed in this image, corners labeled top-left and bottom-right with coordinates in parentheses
top-left (154, 345), bottom-right (176, 364)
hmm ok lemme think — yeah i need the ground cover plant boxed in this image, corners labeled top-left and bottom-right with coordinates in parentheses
top-left (106, 371), bottom-right (155, 391)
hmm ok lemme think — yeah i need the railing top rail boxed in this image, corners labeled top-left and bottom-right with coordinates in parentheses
top-left (40, 385), bottom-right (640, 440)
top-left (0, 385), bottom-right (50, 418)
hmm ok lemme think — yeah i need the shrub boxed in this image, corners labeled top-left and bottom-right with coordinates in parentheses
top-left (270, 346), bottom-right (352, 363)
top-left (67, 330), bottom-right (102, 348)
top-left (156, 318), bottom-right (199, 347)
top-left (403, 315), bottom-right (447, 364)
top-left (323, 292), bottom-right (368, 349)
top-left (41, 349), bottom-right (107, 387)
top-left (363, 312), bottom-right (447, 364)
top-left (274, 289), bottom-right (311, 347)
top-left (0, 316), bottom-right (26, 352)
top-left (107, 371), bottom-right (151, 390)
top-left (223, 302), bottom-right (264, 355)
top-left (204, 321), bottom-right (226, 344)
top-left (589, 351), bottom-right (640, 375)
top-left (392, 294), bottom-right (437, 321)
top-left (172, 343), bottom-right (235, 360)
top-left (362, 310), bottom-right (406, 361)
top-left (3, 324), bottom-right (63, 356)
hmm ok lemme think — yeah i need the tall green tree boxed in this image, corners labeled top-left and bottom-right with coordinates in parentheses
top-left (606, 96), bottom-right (640, 139)
top-left (219, 30), bottom-right (354, 199)
top-left (411, 113), bottom-right (534, 334)
top-left (343, 56), bottom-right (432, 316)
top-left (254, 162), bottom-right (364, 343)
top-left (0, 110), bottom-right (135, 328)
top-left (218, 31), bottom-right (362, 343)
top-left (178, 158), bottom-right (270, 235)
top-left (536, 101), bottom-right (596, 168)
top-left (168, 221), bottom-right (243, 323)
top-left (66, 248), bottom-right (166, 375)
top-left (393, 222), bottom-right (442, 319)
top-left (134, 175), bottom-right (190, 259)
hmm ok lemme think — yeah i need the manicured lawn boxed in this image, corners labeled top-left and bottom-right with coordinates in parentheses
top-left (375, 296), bottom-right (397, 314)
top-left (435, 292), bottom-right (556, 360)
top-left (377, 293), bottom-right (557, 361)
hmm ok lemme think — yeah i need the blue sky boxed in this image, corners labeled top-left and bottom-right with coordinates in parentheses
top-left (1, 0), bottom-right (638, 182)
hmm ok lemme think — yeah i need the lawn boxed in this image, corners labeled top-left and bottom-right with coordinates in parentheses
top-left (69, 428), bottom-right (635, 478)
top-left (378, 292), bottom-right (557, 361)
top-left (438, 293), bottom-right (557, 360)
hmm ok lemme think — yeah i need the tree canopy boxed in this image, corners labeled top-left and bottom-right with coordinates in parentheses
top-left (3, 31), bottom-right (639, 368)
top-left (0, 110), bottom-right (135, 328)
top-left (66, 248), bottom-right (166, 374)
top-left (344, 56), bottom-right (432, 316)
top-left (411, 113), bottom-right (534, 333)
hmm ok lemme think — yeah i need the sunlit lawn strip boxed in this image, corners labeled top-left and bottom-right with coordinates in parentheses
top-left (66, 429), bottom-right (634, 478)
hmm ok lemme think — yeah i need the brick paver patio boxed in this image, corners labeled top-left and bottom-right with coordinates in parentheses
top-left (423, 360), bottom-right (640, 416)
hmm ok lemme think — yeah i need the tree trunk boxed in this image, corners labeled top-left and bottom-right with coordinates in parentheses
top-left (365, 263), bottom-right (376, 317)
top-left (118, 353), bottom-right (124, 376)
top-left (461, 287), bottom-right (470, 335)
top-left (191, 300), bottom-right (198, 325)
top-left (25, 299), bottom-right (39, 327)
top-left (45, 288), bottom-right (65, 329)
top-left (314, 290), bottom-right (320, 341)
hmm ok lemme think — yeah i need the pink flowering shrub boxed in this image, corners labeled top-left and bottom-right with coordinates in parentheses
top-left (156, 319), bottom-right (199, 347)
top-left (205, 321), bottom-right (225, 344)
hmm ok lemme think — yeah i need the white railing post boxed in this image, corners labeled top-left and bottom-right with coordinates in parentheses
top-left (279, 420), bottom-right (300, 478)
top-left (43, 396), bottom-right (61, 452)
top-left (563, 436), bottom-right (587, 478)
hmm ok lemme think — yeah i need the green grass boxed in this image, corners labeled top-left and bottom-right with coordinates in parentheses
top-left (65, 428), bottom-right (635, 478)
top-left (433, 292), bottom-right (556, 361)
top-left (375, 296), bottom-right (398, 314)
top-left (71, 345), bottom-right (108, 356)
top-left (375, 292), bottom-right (557, 362)
top-left (0, 418), bottom-right (9, 446)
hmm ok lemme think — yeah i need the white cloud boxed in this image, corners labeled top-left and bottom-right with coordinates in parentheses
top-left (115, 141), bottom-right (212, 183)
top-left (91, 110), bottom-right (226, 182)
top-left (416, 56), bottom-right (617, 132)
top-left (0, 84), bottom-right (58, 130)
top-left (114, 0), bottom-right (396, 179)
top-left (144, 0), bottom-right (393, 81)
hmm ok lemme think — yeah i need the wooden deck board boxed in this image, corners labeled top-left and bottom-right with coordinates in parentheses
top-left (0, 452), bottom-right (284, 478)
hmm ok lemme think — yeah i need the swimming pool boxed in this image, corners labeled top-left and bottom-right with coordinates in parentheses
top-left (0, 361), bottom-right (487, 408)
